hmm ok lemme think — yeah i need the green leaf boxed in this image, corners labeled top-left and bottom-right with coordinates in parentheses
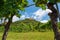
top-left (57, 0), bottom-right (60, 2)
top-left (33, 0), bottom-right (37, 2)
top-left (39, 4), bottom-right (46, 10)
top-left (49, 0), bottom-right (55, 3)
top-left (16, 13), bottom-right (21, 18)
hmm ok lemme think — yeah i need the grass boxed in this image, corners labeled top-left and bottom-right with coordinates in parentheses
top-left (0, 31), bottom-right (54, 40)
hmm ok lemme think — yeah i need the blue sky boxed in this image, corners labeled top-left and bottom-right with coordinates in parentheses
top-left (12, 0), bottom-right (60, 23)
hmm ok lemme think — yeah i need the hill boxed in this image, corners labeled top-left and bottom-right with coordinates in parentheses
top-left (10, 18), bottom-right (42, 32)
top-left (0, 18), bottom-right (60, 32)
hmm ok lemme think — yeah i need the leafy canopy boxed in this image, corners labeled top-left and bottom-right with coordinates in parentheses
top-left (33, 0), bottom-right (60, 9)
top-left (0, 0), bottom-right (60, 20)
top-left (0, 0), bottom-right (28, 19)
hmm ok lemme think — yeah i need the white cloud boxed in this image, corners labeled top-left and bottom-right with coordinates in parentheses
top-left (40, 20), bottom-right (48, 23)
top-left (26, 16), bottom-right (30, 18)
top-left (20, 14), bottom-right (30, 20)
top-left (34, 9), bottom-right (52, 16)
top-left (33, 9), bottom-right (52, 21)
top-left (12, 9), bottom-right (52, 22)
top-left (12, 15), bottom-right (19, 22)
top-left (19, 9), bottom-right (52, 21)
top-left (20, 15), bottom-right (26, 20)
top-left (45, 9), bottom-right (52, 13)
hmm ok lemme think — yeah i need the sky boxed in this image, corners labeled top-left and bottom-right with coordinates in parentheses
top-left (9, 0), bottom-right (60, 23)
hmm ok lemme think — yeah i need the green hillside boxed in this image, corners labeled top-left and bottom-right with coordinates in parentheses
top-left (0, 18), bottom-right (60, 32)
top-left (10, 18), bottom-right (42, 32)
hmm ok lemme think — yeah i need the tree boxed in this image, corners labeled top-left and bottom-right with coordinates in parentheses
top-left (0, 0), bottom-right (60, 40)
top-left (47, 3), bottom-right (60, 40)
top-left (0, 0), bottom-right (28, 40)
top-left (33, 0), bottom-right (60, 40)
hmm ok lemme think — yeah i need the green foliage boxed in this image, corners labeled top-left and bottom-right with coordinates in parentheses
top-left (15, 13), bottom-right (21, 18)
top-left (49, 0), bottom-right (60, 3)
top-left (57, 0), bottom-right (60, 2)
top-left (0, 0), bottom-right (60, 32)
top-left (0, 19), bottom-right (60, 32)
top-left (0, 0), bottom-right (4, 7)
top-left (33, 0), bottom-right (48, 4)
top-left (33, 0), bottom-right (48, 10)
top-left (0, 26), bottom-right (4, 32)
top-left (9, 20), bottom-right (60, 32)
top-left (33, 0), bottom-right (60, 10)
top-left (49, 0), bottom-right (55, 3)
top-left (39, 4), bottom-right (46, 10)
top-left (58, 22), bottom-right (60, 29)
top-left (0, 0), bottom-right (28, 21)
top-left (10, 19), bottom-right (42, 32)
